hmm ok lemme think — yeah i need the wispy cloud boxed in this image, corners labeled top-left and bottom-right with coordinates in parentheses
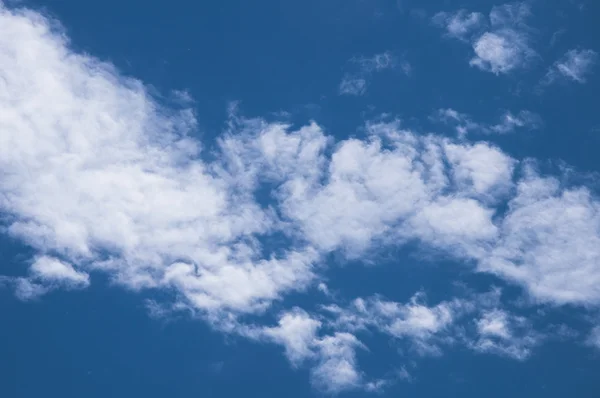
top-left (434, 108), bottom-right (541, 137)
top-left (433, 9), bottom-right (485, 41)
top-left (339, 76), bottom-right (368, 96)
top-left (588, 326), bottom-right (600, 350)
top-left (339, 51), bottom-right (410, 96)
top-left (544, 48), bottom-right (598, 84)
top-left (471, 309), bottom-right (540, 360)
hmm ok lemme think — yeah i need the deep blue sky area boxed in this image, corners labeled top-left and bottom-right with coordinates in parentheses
top-left (2, 0), bottom-right (600, 397)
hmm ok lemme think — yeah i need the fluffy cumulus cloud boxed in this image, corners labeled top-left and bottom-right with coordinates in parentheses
top-left (483, 170), bottom-right (600, 306)
top-left (435, 2), bottom-right (535, 74)
top-left (3, 2), bottom-right (600, 394)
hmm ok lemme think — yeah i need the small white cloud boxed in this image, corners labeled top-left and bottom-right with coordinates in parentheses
top-left (488, 2), bottom-right (531, 28)
top-left (13, 256), bottom-right (90, 299)
top-left (588, 326), bottom-right (600, 349)
top-left (435, 3), bottom-right (535, 74)
top-left (311, 333), bottom-right (365, 393)
top-left (546, 49), bottom-right (598, 84)
top-left (433, 10), bottom-right (485, 40)
top-left (324, 293), bottom-right (464, 356)
top-left (490, 111), bottom-right (541, 134)
top-left (262, 309), bottom-right (322, 365)
top-left (339, 75), bottom-right (367, 96)
top-left (338, 51), bottom-right (409, 96)
top-left (470, 31), bottom-right (532, 74)
top-left (477, 309), bottom-right (512, 339)
top-left (14, 278), bottom-right (48, 300)
top-left (353, 51), bottom-right (398, 73)
top-left (471, 309), bottom-right (539, 360)
top-left (434, 108), bottom-right (540, 136)
top-left (30, 255), bottom-right (90, 286)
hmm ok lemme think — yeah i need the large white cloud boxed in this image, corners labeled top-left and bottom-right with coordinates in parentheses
top-left (0, 3), bottom-right (317, 316)
top-left (3, 0), bottom-right (600, 316)
top-left (2, 1), bottom-right (600, 393)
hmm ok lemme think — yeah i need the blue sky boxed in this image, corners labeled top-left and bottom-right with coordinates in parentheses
top-left (1, 0), bottom-right (600, 397)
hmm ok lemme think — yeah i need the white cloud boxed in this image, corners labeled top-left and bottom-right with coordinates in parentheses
top-left (324, 292), bottom-right (540, 362)
top-left (435, 108), bottom-right (540, 136)
top-left (488, 2), bottom-right (531, 28)
top-left (477, 309), bottom-right (512, 339)
top-left (13, 256), bottom-right (90, 299)
top-left (588, 326), bottom-right (600, 349)
top-left (324, 293), bottom-right (466, 355)
top-left (0, 3), bottom-right (319, 316)
top-left (14, 278), bottom-right (49, 300)
top-left (490, 111), bottom-right (541, 134)
top-left (353, 51), bottom-right (398, 73)
top-left (435, 3), bottom-right (535, 74)
top-left (339, 51), bottom-right (409, 96)
top-left (433, 10), bottom-right (484, 40)
top-left (250, 311), bottom-right (367, 393)
top-left (339, 75), bottom-right (367, 96)
top-left (311, 333), bottom-right (365, 393)
top-left (4, 2), bottom-right (600, 391)
top-left (29, 256), bottom-right (90, 285)
top-left (484, 171), bottom-right (600, 306)
top-left (262, 309), bottom-right (322, 365)
top-left (471, 309), bottom-right (539, 360)
top-left (471, 3), bottom-right (534, 74)
top-left (270, 123), bottom-right (514, 259)
top-left (546, 49), bottom-right (598, 84)
top-left (470, 31), bottom-right (531, 74)
top-left (30, 255), bottom-right (90, 286)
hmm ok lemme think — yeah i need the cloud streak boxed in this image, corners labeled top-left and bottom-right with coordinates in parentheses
top-left (434, 108), bottom-right (541, 137)
top-left (544, 49), bottom-right (598, 84)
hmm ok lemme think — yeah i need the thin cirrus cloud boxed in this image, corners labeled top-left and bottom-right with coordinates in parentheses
top-left (2, 2), bottom-right (600, 394)
top-left (338, 51), bottom-right (410, 96)
top-left (434, 2), bottom-right (536, 74)
top-left (432, 9), bottom-right (485, 41)
top-left (435, 108), bottom-right (541, 137)
top-left (544, 48), bottom-right (598, 84)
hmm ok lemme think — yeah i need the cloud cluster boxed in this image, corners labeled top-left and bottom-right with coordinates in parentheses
top-left (2, 1), bottom-right (600, 393)
top-left (253, 290), bottom-right (538, 391)
top-left (434, 3), bottom-right (536, 74)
